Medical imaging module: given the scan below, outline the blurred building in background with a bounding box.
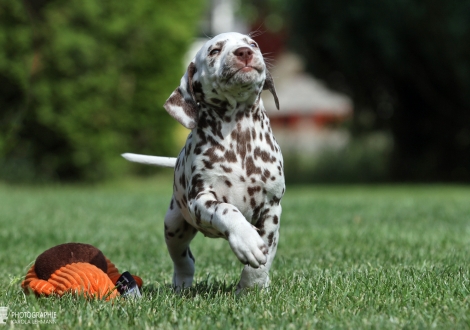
[263,52,352,154]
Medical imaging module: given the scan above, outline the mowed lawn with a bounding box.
[0,176,469,329]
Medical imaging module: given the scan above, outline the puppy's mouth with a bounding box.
[240,66,255,73]
[224,65,262,82]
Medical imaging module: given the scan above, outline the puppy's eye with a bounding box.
[210,49,221,56]
[250,42,258,48]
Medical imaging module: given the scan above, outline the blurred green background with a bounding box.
[1,0,469,184]
[0,0,205,182]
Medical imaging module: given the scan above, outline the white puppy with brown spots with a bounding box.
[123,32,285,293]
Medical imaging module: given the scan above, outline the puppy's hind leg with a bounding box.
[164,199,198,290]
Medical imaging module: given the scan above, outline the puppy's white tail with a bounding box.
[121,153,177,168]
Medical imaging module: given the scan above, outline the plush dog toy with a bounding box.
[21,243,142,300]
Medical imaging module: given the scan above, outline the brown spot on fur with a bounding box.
[248,186,262,196]
[204,147,224,165]
[267,232,275,247]
[188,248,195,262]
[224,150,237,162]
[205,200,218,208]
[210,191,218,200]
[192,81,205,103]
[235,125,251,162]
[270,195,281,206]
[246,156,262,176]
[254,147,276,163]
[253,203,267,224]
[250,198,256,209]
[188,174,204,200]
[265,133,275,151]
[221,165,233,173]
[195,207,202,225]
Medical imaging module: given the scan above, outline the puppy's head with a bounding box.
[164,32,279,129]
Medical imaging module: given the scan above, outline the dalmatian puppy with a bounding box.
[123,32,285,292]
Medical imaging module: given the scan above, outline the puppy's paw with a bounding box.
[172,272,194,292]
[227,225,268,268]
[236,274,270,295]
[172,262,195,291]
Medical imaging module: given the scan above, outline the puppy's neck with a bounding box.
[201,90,262,114]
[196,101,268,143]
[197,103,269,145]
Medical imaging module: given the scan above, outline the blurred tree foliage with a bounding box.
[0,0,205,182]
[289,0,470,182]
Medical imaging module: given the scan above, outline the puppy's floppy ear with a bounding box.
[164,62,198,129]
[263,70,280,110]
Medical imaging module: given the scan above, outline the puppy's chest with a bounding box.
[177,117,284,218]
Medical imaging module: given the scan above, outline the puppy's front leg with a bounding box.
[191,192,268,268]
[237,204,281,293]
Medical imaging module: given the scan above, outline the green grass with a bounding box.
[0,177,469,329]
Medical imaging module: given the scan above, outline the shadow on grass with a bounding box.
[142,279,238,298]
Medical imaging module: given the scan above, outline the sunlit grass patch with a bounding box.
[0,182,469,329]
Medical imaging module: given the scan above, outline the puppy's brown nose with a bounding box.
[234,47,253,64]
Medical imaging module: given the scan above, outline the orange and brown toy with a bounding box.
[21,243,142,300]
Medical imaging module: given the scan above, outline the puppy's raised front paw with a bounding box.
[227,225,268,268]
